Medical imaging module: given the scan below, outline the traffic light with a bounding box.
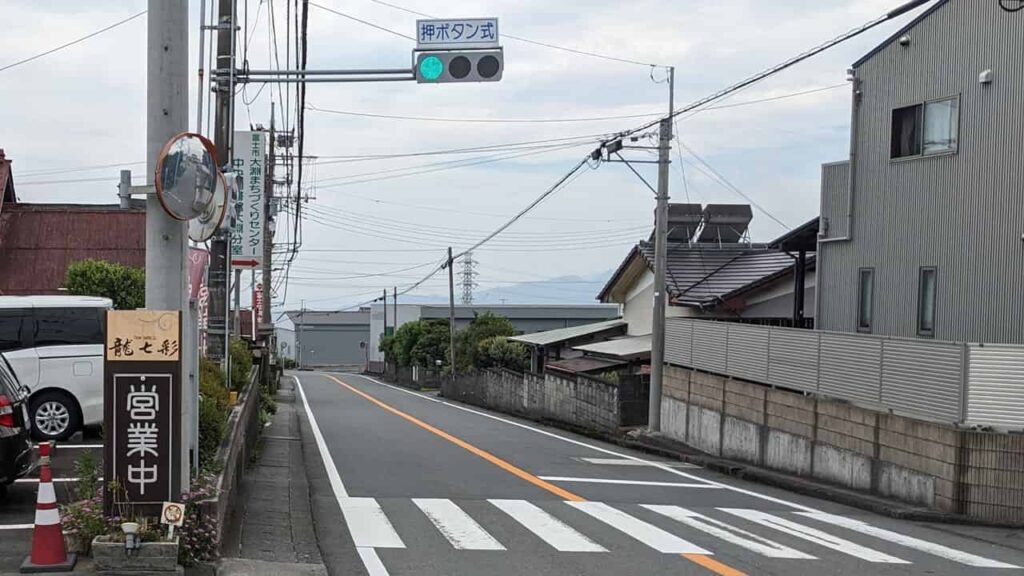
[415,50,503,83]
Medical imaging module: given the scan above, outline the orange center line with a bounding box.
[325,374,584,502]
[326,374,749,576]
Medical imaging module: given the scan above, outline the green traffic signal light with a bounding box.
[418,55,444,81]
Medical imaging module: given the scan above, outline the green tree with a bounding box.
[457,312,516,371]
[64,259,145,310]
[478,336,529,372]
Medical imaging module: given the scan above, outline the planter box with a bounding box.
[92,536,181,574]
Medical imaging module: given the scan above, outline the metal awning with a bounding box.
[510,319,626,347]
[546,356,627,375]
[573,334,652,361]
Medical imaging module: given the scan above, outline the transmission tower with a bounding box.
[461,252,478,305]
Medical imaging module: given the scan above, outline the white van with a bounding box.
[0,296,111,440]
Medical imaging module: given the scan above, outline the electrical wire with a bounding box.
[308,1,416,41]
[307,103,661,124]
[0,10,147,73]
[362,0,663,67]
[18,161,146,178]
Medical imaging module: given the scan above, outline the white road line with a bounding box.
[643,505,815,559]
[0,524,34,530]
[490,499,607,552]
[413,498,505,551]
[798,512,1021,568]
[294,376,393,575]
[340,497,405,549]
[578,457,699,469]
[567,501,710,554]
[356,547,390,576]
[353,374,822,513]
[719,508,908,564]
[539,476,720,488]
[42,444,103,449]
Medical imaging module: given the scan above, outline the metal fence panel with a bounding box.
[819,332,882,406]
[767,327,819,392]
[692,320,727,374]
[725,323,770,383]
[881,339,963,423]
[967,344,1024,429]
[665,318,693,367]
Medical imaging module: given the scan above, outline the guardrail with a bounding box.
[665,318,1024,428]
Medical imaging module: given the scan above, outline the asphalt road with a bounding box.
[294,371,1024,576]
[0,433,102,572]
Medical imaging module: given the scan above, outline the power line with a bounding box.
[0,10,147,73]
[307,103,661,124]
[362,0,663,67]
[18,160,146,177]
[308,1,416,41]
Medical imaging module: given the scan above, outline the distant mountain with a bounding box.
[399,270,615,306]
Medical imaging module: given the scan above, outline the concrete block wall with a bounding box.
[661,364,1024,523]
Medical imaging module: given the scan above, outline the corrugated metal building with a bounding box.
[816,0,1024,343]
[288,310,371,369]
[0,151,146,295]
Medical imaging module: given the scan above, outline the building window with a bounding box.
[918,267,937,337]
[857,268,874,333]
[891,97,959,159]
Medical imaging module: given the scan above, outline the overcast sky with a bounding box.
[0,0,934,311]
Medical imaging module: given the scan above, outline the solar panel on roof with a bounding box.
[696,204,753,243]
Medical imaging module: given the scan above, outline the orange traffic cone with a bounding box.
[20,442,76,573]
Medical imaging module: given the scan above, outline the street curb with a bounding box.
[428,389,1022,530]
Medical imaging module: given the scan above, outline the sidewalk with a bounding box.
[219,379,327,576]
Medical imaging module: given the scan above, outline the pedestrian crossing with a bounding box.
[337,497,1021,569]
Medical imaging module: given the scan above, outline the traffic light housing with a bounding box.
[415,50,503,83]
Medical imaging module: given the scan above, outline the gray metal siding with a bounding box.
[725,323,769,383]
[767,328,819,392]
[298,324,370,368]
[967,344,1024,428]
[880,339,964,423]
[665,318,692,367]
[819,161,850,239]
[818,0,1024,344]
[819,332,882,406]
[692,321,727,374]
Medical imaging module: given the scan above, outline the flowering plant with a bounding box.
[177,472,220,566]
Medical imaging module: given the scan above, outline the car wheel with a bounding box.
[29,392,81,441]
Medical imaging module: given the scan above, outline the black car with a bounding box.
[0,356,34,499]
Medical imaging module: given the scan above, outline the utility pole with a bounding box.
[146,0,190,491]
[382,289,388,340]
[209,0,236,366]
[263,103,275,336]
[649,67,674,433]
[392,286,397,329]
[448,247,456,376]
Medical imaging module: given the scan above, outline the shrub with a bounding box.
[198,358,229,470]
[72,450,102,502]
[64,259,145,310]
[229,338,253,391]
[479,337,528,372]
[178,472,221,566]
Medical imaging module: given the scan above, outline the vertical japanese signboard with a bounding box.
[231,131,265,269]
[104,310,182,515]
[253,282,264,328]
[188,248,210,357]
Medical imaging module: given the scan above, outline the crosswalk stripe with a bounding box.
[414,499,506,551]
[490,499,607,552]
[340,497,405,549]
[719,509,908,564]
[643,505,816,559]
[797,512,1021,569]
[568,502,711,554]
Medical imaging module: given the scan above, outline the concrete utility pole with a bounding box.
[209,0,236,365]
[146,0,191,490]
[382,289,388,339]
[649,67,674,433]
[393,286,397,329]
[448,247,456,376]
[263,103,275,334]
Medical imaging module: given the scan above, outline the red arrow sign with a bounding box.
[232,259,260,268]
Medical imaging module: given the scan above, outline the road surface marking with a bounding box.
[356,547,390,576]
[325,374,584,502]
[577,457,699,469]
[339,497,405,549]
[719,509,908,563]
[643,505,815,559]
[798,512,1021,568]
[567,501,710,554]
[539,476,720,488]
[0,524,34,530]
[333,375,749,574]
[295,377,392,576]
[354,374,821,513]
[413,498,506,551]
[490,499,607,552]
[44,444,103,449]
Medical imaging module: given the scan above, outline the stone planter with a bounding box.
[92,535,181,574]
[64,530,90,555]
